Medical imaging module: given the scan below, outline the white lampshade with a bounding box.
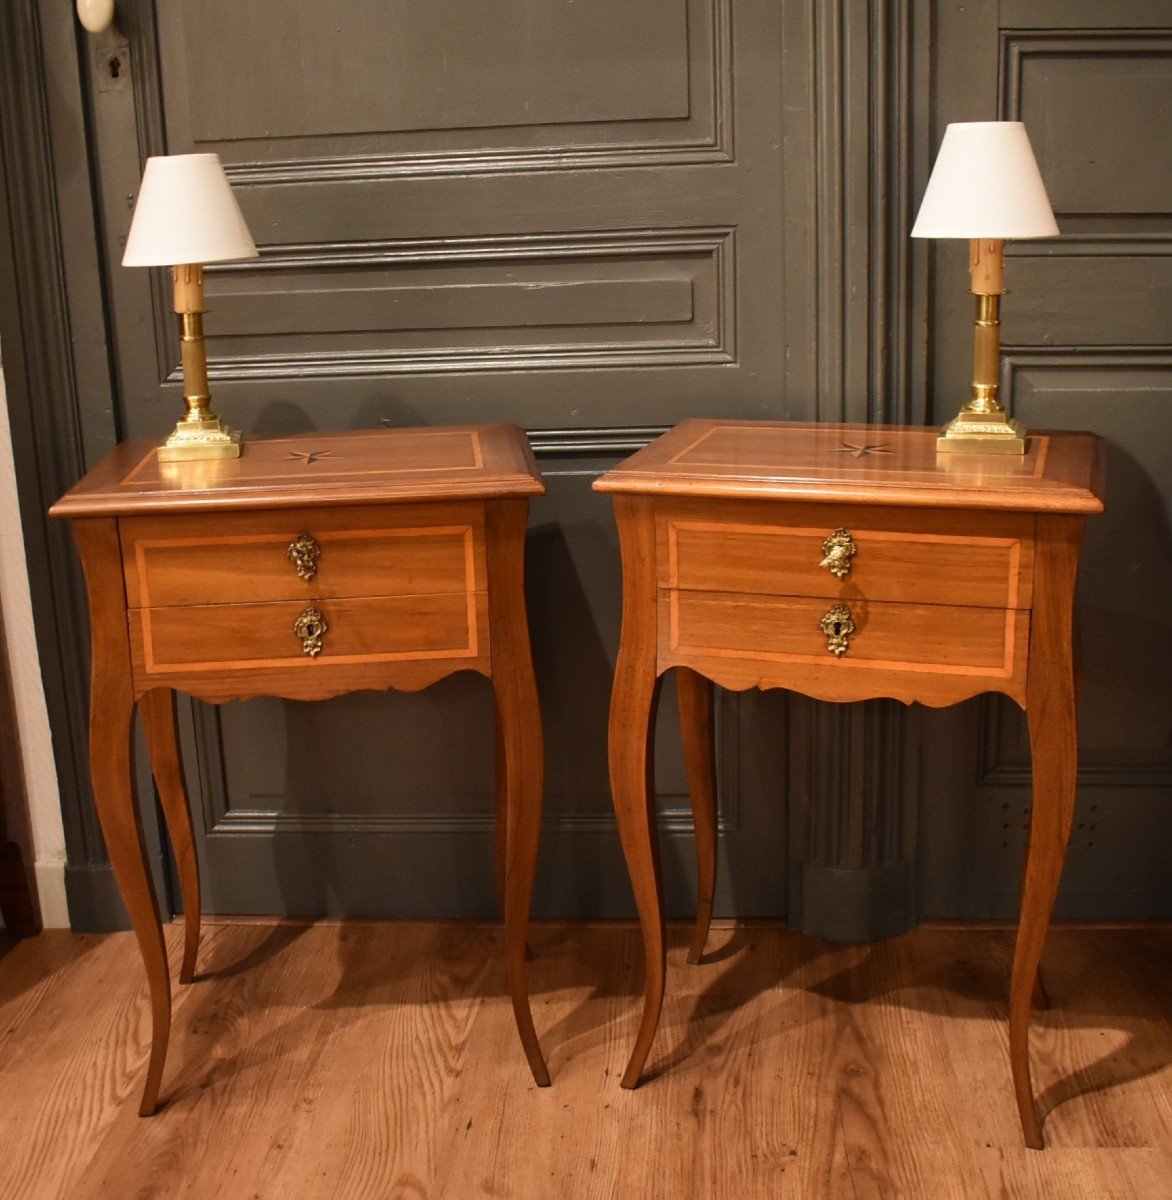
[122,153,258,266]
[911,121,1059,239]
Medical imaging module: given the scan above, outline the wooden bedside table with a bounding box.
[51,424,549,1114]
[594,419,1105,1148]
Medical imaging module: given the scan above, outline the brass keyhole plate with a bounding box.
[819,602,855,656]
[294,606,327,657]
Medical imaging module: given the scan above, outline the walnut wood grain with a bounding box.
[677,668,717,966]
[50,425,543,518]
[131,592,486,678]
[597,419,1104,513]
[596,421,1104,1147]
[73,519,170,1117]
[121,502,485,608]
[485,499,549,1087]
[136,656,493,708]
[607,496,668,1089]
[661,591,1030,708]
[54,425,548,1112]
[139,688,200,985]
[1013,514,1084,1149]
[659,498,1033,610]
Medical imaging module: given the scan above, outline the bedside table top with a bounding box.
[594,420,1104,513]
[51,424,544,518]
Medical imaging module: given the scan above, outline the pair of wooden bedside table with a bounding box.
[53,419,1103,1148]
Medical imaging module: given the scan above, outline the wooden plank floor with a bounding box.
[0,923,1168,1199]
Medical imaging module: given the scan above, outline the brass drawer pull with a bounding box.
[819,602,854,656]
[294,606,327,657]
[819,527,856,579]
[287,533,321,581]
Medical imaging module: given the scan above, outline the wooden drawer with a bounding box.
[661,588,1028,679]
[131,592,486,679]
[121,502,485,608]
[658,500,1034,610]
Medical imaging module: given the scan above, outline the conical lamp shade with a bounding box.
[911,122,1059,239]
[123,153,258,266]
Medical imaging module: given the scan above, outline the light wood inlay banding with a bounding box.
[128,521,479,609]
[53,424,550,1113]
[664,518,1028,610]
[596,419,1104,1139]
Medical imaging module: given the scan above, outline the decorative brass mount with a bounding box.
[287,533,321,581]
[294,606,327,657]
[819,528,857,579]
[819,602,854,656]
[158,265,242,462]
[938,238,1026,455]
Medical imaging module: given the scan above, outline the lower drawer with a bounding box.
[661,589,1027,678]
[132,592,486,678]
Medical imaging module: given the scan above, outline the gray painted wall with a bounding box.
[0,0,1167,935]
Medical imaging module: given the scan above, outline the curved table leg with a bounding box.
[1015,829,1050,1013]
[1012,515,1082,1149]
[677,668,717,966]
[140,688,201,984]
[608,496,667,1090]
[487,500,550,1087]
[75,519,171,1117]
[493,708,508,915]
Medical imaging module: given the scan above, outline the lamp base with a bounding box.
[157,416,243,462]
[937,410,1027,455]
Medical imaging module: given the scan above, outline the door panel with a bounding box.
[26,0,1161,927]
[99,0,774,435]
[85,0,793,918]
[921,0,1172,920]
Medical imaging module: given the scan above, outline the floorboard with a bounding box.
[0,924,1168,1199]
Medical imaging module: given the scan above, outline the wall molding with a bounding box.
[213,0,734,184]
[977,687,1172,791]
[0,0,120,904]
[784,0,928,941]
[810,0,924,426]
[1000,30,1172,249]
[527,426,668,456]
[177,228,737,380]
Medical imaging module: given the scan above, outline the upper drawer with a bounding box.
[120,502,486,608]
[657,499,1034,610]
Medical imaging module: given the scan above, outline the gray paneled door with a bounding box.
[47,0,1169,927]
[82,0,799,917]
[919,0,1172,920]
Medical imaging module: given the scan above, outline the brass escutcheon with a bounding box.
[819,528,857,579]
[294,606,327,657]
[287,533,321,581]
[819,602,854,657]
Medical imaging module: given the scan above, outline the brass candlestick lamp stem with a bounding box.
[158,264,242,462]
[937,237,1026,454]
[122,154,258,461]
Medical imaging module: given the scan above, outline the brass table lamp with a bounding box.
[912,122,1059,454]
[122,153,258,461]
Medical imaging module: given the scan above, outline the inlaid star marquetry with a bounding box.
[287,450,338,465]
[830,441,893,459]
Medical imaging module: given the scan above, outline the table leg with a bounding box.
[677,668,717,966]
[1012,515,1083,1149]
[487,500,550,1087]
[75,519,171,1117]
[608,497,667,1089]
[140,688,201,985]
[1015,832,1050,1013]
[493,708,508,915]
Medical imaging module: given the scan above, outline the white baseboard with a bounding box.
[35,855,70,928]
